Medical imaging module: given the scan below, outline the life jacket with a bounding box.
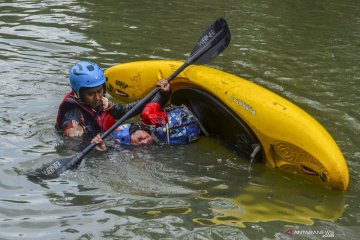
[55,91,116,134]
[112,104,201,145]
[150,104,201,145]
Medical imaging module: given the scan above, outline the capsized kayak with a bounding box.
[104,60,349,191]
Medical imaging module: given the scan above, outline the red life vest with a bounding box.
[55,91,116,133]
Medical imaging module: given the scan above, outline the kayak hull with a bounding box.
[105,60,349,191]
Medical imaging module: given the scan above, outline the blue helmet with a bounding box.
[112,123,132,145]
[69,61,106,94]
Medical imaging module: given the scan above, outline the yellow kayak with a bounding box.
[105,60,349,191]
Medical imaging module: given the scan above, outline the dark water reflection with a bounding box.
[1,0,359,239]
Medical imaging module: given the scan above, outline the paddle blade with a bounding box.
[27,155,81,180]
[188,18,231,65]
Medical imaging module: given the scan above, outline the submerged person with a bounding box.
[55,61,171,149]
[111,102,201,146]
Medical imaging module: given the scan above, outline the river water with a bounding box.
[0,0,359,239]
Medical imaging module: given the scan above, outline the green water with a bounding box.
[0,0,359,239]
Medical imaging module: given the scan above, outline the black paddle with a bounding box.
[27,17,231,180]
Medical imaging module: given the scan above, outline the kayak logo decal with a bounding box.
[115,80,128,89]
[113,80,129,97]
[42,160,61,176]
[198,29,216,47]
[231,96,256,115]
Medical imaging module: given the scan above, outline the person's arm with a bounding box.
[151,79,172,107]
[60,108,86,137]
[60,108,106,151]
[106,100,141,120]
[106,79,171,119]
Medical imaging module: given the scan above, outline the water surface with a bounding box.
[0,0,359,239]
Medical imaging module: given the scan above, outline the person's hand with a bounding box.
[102,97,114,111]
[157,79,170,93]
[91,134,107,151]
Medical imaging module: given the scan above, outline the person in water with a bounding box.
[111,102,201,146]
[91,97,202,150]
[55,61,171,150]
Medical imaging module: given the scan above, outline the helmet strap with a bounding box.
[72,89,80,99]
